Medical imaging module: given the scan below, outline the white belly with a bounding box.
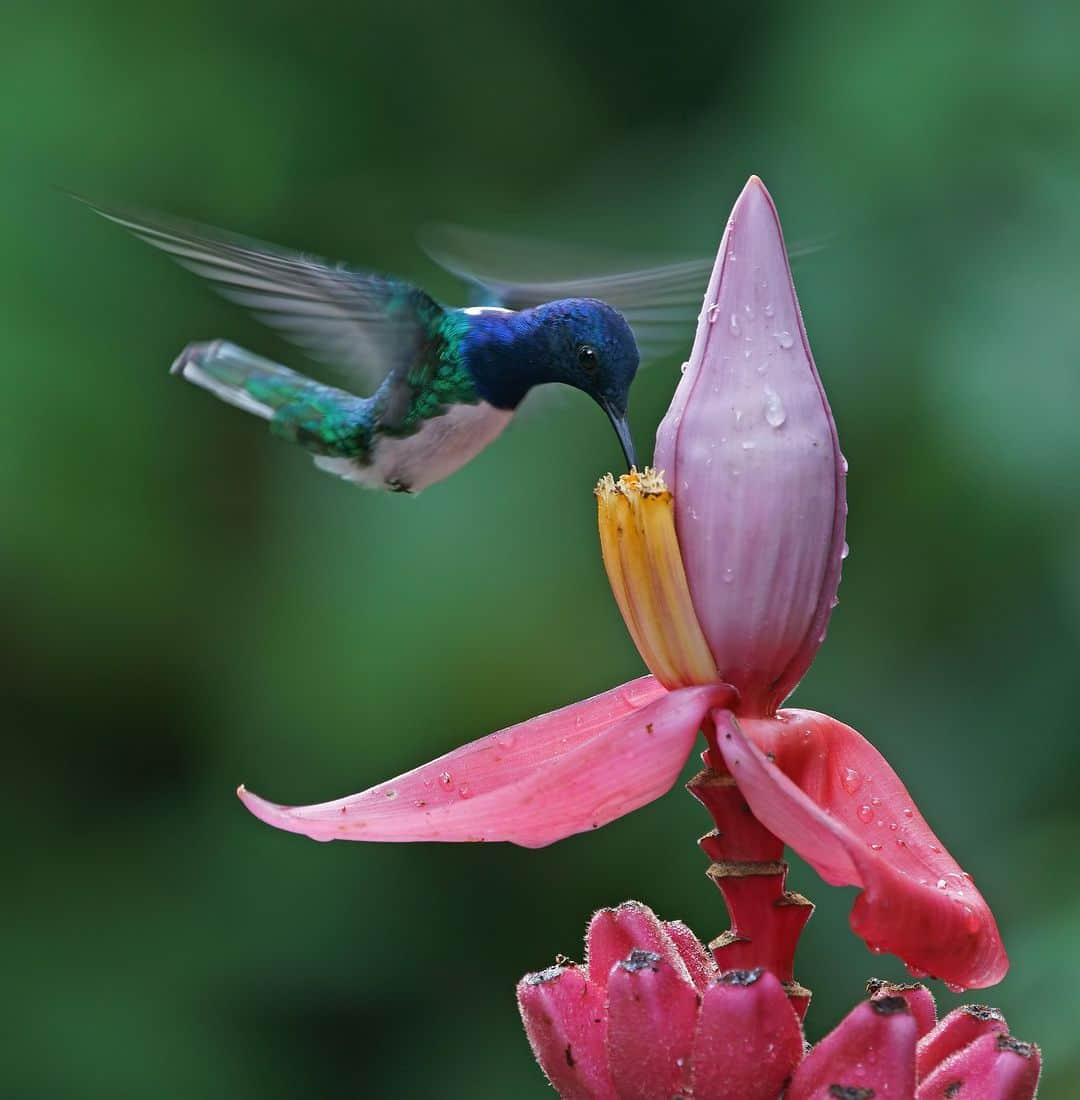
[314,400,513,492]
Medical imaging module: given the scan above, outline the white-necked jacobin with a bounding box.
[82,202,726,493]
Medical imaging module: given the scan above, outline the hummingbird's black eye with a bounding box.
[578,344,598,373]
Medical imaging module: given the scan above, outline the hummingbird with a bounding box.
[81,202,729,492]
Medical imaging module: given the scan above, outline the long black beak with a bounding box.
[601,402,638,470]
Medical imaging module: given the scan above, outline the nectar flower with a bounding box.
[239,177,1006,988]
[518,902,1040,1100]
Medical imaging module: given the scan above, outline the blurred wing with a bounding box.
[79,197,441,391]
[423,223,823,364]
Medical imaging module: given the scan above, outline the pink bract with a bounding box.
[654,176,847,717]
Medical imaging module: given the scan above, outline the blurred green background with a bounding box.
[4,1,1078,1095]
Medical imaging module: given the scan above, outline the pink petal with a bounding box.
[586,901,692,987]
[788,995,918,1099]
[917,1032,1041,1099]
[517,963,615,1100]
[689,969,804,1099]
[654,176,846,716]
[917,1004,1008,1081]
[716,708,1009,989]
[605,950,700,1099]
[239,678,731,849]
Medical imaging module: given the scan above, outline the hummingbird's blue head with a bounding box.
[463,297,641,467]
[540,298,640,467]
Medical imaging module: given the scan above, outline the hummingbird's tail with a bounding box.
[172,341,372,458]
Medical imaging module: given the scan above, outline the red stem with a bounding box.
[687,717,814,1020]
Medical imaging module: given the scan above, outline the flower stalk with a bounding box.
[688,748,814,1019]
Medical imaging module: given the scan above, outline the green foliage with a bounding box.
[4,0,1079,1095]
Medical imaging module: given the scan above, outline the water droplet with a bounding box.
[497,732,515,749]
[764,302,775,318]
[857,804,873,823]
[728,312,740,335]
[740,440,756,451]
[680,360,689,374]
[841,767,862,794]
[722,567,735,583]
[906,964,929,979]
[743,303,755,320]
[733,409,744,426]
[706,302,721,323]
[903,807,913,819]
[384,789,398,800]
[963,906,980,933]
[841,541,851,560]
[888,821,898,831]
[869,843,883,851]
[830,595,840,608]
[945,980,967,994]
[930,845,941,854]
[841,454,849,475]
[763,385,786,428]
[870,797,881,806]
[937,879,948,891]
[458,783,472,799]
[438,771,453,788]
[776,330,794,349]
[743,348,752,360]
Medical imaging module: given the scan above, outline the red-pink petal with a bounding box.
[917,1032,1042,1099]
[654,175,846,716]
[605,951,699,1099]
[917,1004,1008,1081]
[716,709,1009,989]
[239,678,730,849]
[689,969,804,1099]
[788,995,918,1099]
[517,964,615,1099]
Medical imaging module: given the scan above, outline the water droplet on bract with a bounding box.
[680,361,689,374]
[743,303,755,320]
[930,845,941,854]
[870,943,883,953]
[841,541,850,560]
[841,454,849,474]
[439,771,453,787]
[728,312,740,335]
[857,804,873,823]
[963,906,980,933]
[422,776,434,789]
[733,409,743,426]
[706,302,721,323]
[763,385,786,428]
[869,843,883,851]
[384,789,398,800]
[889,821,898,831]
[744,348,752,360]
[776,330,794,349]
[741,440,756,451]
[870,796,881,806]
[903,807,913,818]
[830,595,840,608]
[458,783,472,799]
[841,767,862,794]
[937,878,948,890]
[722,567,735,584]
[945,980,967,994]
[764,302,775,318]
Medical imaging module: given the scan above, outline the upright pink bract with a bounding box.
[654,176,847,716]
